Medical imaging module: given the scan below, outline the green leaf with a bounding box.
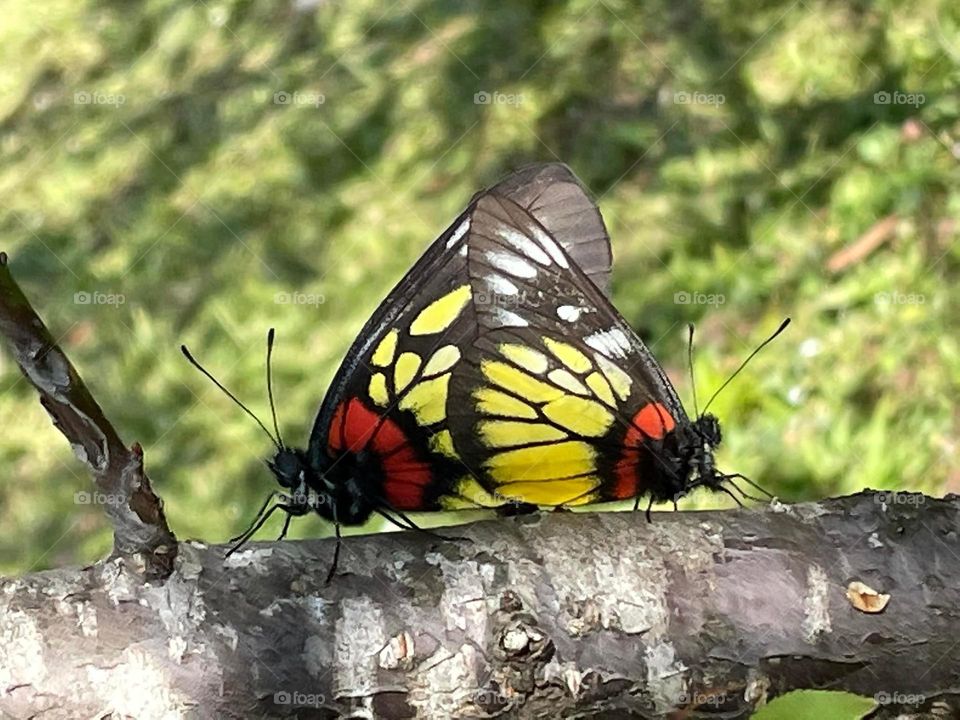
[753,690,876,720]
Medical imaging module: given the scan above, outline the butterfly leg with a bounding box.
[325,522,342,584]
[722,472,773,500]
[372,498,468,543]
[645,496,654,523]
[718,486,745,508]
[229,491,278,543]
[386,507,469,543]
[226,502,284,556]
[277,511,294,541]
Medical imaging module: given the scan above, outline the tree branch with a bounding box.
[1,492,958,719]
[2,254,956,718]
[0,251,176,578]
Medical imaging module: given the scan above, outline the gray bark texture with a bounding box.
[2,492,960,719]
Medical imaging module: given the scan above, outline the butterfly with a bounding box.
[182,163,785,577]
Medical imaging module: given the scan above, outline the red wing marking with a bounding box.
[328,398,432,510]
[611,402,677,499]
[632,403,676,439]
[329,401,347,452]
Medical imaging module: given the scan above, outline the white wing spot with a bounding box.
[498,227,552,266]
[530,224,569,268]
[557,305,581,322]
[487,275,519,296]
[446,218,471,249]
[493,308,529,327]
[585,328,631,359]
[485,250,537,279]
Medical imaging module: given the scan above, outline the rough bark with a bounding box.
[2,492,959,719]
[0,251,176,579]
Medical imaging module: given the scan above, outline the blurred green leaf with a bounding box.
[752,690,876,720]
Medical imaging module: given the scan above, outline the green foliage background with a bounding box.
[1,0,958,580]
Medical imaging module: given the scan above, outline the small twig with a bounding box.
[826,214,899,273]
[0,251,176,578]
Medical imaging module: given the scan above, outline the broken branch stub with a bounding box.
[0,251,176,578]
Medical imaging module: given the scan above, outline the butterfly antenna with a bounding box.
[701,318,791,415]
[687,323,700,418]
[180,343,281,450]
[266,328,284,448]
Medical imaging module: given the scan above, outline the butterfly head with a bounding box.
[268,444,380,526]
[267,446,315,511]
[686,412,723,491]
[268,446,309,489]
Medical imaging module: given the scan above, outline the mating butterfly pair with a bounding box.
[184,164,783,575]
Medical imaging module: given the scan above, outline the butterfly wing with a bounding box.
[446,192,696,507]
[308,164,613,512]
[473,163,612,295]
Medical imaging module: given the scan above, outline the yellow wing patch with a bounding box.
[429,429,457,458]
[468,334,641,507]
[410,285,472,336]
[485,441,596,483]
[368,372,389,406]
[364,331,462,432]
[423,345,461,377]
[500,344,550,374]
[543,338,592,374]
[371,329,398,367]
[479,420,567,448]
[548,368,588,395]
[595,354,632,401]
[394,352,422,394]
[482,360,565,403]
[497,477,600,506]
[474,387,538,419]
[542,396,614,437]
[440,476,508,510]
[585,371,615,406]
[398,374,450,425]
